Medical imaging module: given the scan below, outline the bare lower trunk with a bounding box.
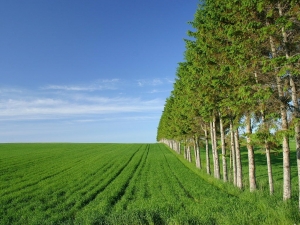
[172,140,176,152]
[279,3,295,202]
[230,120,237,186]
[246,113,256,192]
[194,141,198,167]
[194,137,201,169]
[184,143,187,160]
[281,114,291,201]
[220,114,228,182]
[262,112,274,195]
[266,142,274,195]
[210,121,216,176]
[213,116,220,179]
[210,118,220,179]
[235,129,242,189]
[204,126,211,175]
[198,138,202,169]
[291,77,300,209]
[269,30,291,200]
[187,145,191,162]
[290,75,300,208]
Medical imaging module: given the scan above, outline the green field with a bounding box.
[0,143,299,224]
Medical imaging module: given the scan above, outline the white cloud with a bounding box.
[137,78,163,87]
[136,78,173,87]
[165,78,174,83]
[44,85,94,91]
[148,89,171,94]
[0,88,23,94]
[72,115,159,123]
[0,90,164,121]
[0,81,167,143]
[42,79,120,92]
[152,78,163,85]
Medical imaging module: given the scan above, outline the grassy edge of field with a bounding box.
[163,143,242,196]
[162,143,300,224]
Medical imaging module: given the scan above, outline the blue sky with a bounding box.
[0,0,199,143]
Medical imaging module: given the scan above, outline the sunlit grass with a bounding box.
[0,143,299,224]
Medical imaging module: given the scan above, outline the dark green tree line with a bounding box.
[157,0,300,208]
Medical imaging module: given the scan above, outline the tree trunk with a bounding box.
[246,113,256,192]
[290,76,300,209]
[204,125,211,175]
[230,119,237,186]
[198,137,202,169]
[210,118,220,179]
[184,141,187,160]
[173,140,177,152]
[262,111,274,195]
[279,3,296,202]
[213,116,220,179]
[219,114,228,182]
[210,121,216,175]
[194,140,198,167]
[194,137,201,169]
[235,128,243,189]
[187,145,191,162]
[266,141,274,195]
[269,33,291,200]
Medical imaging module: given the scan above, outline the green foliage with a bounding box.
[157,0,300,213]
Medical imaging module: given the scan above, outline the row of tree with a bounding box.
[157,0,300,208]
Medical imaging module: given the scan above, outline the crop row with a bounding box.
[0,144,145,224]
[1,143,299,224]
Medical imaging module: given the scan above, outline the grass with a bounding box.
[0,143,299,224]
[177,139,300,222]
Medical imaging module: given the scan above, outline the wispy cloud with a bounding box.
[0,88,164,121]
[136,78,174,87]
[148,89,171,94]
[42,79,120,92]
[165,78,174,83]
[0,88,23,94]
[73,115,159,123]
[0,80,170,143]
[137,78,169,87]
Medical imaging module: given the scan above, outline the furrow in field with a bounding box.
[0,146,98,191]
[108,145,149,207]
[160,145,195,201]
[110,144,151,212]
[0,144,115,195]
[118,144,152,209]
[0,145,123,213]
[0,150,94,192]
[143,145,182,203]
[2,165,120,220]
[1,144,143,223]
[73,145,148,224]
[109,144,193,225]
[41,146,140,223]
[0,164,76,197]
[65,145,142,213]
